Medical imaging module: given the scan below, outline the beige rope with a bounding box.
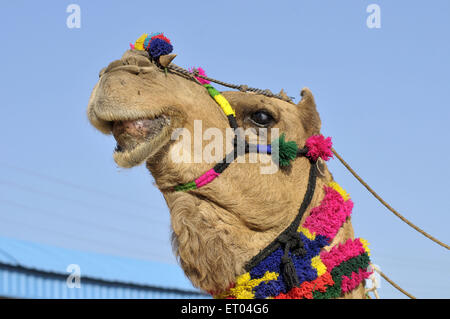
[373,266,416,299]
[365,264,416,299]
[365,286,380,299]
[332,148,449,250]
[167,64,296,104]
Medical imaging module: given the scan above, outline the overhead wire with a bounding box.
[0,198,169,245]
[0,161,166,214]
[0,179,167,225]
[0,214,174,263]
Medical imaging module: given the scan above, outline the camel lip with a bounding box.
[110,114,172,168]
[112,115,170,150]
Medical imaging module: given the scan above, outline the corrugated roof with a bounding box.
[0,236,198,293]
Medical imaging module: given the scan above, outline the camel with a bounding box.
[87,42,371,299]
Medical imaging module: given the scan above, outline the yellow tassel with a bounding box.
[134,33,148,51]
[216,271,278,299]
[328,181,350,201]
[360,238,371,256]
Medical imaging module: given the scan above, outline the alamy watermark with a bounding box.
[366,4,381,29]
[66,4,81,29]
[169,121,280,174]
[66,264,81,288]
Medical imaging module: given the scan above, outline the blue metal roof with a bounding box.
[0,236,199,294]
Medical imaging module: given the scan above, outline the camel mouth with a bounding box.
[111,115,171,168]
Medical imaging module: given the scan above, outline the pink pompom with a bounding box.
[129,43,135,50]
[305,135,333,161]
[189,67,210,85]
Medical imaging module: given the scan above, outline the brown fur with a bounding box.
[87,49,365,298]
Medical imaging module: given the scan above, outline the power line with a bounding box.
[0,179,167,225]
[0,215,174,263]
[0,161,165,212]
[0,198,169,245]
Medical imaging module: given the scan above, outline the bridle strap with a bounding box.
[244,160,318,290]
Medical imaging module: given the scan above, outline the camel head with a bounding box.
[87,48,339,293]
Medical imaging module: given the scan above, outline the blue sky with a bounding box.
[0,0,449,298]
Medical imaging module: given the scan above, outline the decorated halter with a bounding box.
[172,69,335,191]
[132,34,372,299]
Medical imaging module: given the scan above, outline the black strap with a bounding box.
[210,132,318,291]
[244,161,318,290]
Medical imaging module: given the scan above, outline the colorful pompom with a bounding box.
[305,135,333,162]
[132,33,173,58]
[143,37,152,50]
[143,33,164,50]
[148,38,173,58]
[151,33,171,44]
[189,67,210,85]
[134,33,148,51]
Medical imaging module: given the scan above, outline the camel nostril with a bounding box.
[101,52,155,77]
[125,55,152,67]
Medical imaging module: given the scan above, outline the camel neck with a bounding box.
[213,177,372,299]
[244,162,318,291]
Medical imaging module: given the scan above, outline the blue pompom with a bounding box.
[149,38,173,58]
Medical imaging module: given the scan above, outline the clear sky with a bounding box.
[0,0,449,298]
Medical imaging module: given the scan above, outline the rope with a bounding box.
[167,64,296,104]
[366,264,415,299]
[370,265,416,299]
[378,271,415,299]
[365,287,380,299]
[332,148,450,250]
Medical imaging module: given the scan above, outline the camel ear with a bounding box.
[297,88,321,135]
[278,89,289,101]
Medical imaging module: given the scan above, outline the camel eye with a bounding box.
[250,110,274,127]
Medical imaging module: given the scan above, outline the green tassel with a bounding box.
[204,84,220,97]
[271,133,298,167]
[174,181,197,192]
